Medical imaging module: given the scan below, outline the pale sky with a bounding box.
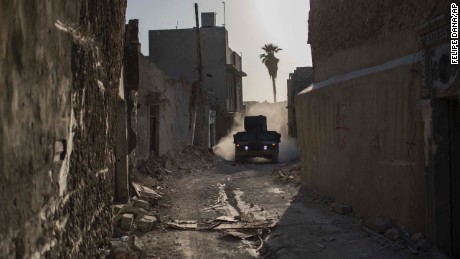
[126,0,312,102]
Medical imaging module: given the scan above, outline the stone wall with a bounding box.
[0,1,126,258]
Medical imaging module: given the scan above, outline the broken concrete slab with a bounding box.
[121,214,134,231]
[132,181,162,202]
[331,202,353,215]
[137,215,158,232]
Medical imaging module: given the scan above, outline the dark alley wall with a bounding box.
[0,1,126,258]
[299,0,452,235]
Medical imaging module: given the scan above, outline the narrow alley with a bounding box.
[1,0,459,259]
[111,148,447,258]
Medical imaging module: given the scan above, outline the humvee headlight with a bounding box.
[244,146,248,151]
[271,143,276,146]
[236,144,240,147]
[264,145,268,150]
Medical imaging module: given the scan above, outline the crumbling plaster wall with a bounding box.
[296,65,426,231]
[309,0,450,82]
[297,0,451,232]
[137,55,193,160]
[0,1,126,258]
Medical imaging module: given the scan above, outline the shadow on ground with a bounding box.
[261,186,448,259]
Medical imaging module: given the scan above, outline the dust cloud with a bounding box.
[212,101,299,162]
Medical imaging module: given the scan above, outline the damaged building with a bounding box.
[0,1,127,258]
[124,19,194,161]
[296,0,459,257]
[148,12,246,147]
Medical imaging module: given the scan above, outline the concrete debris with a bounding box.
[364,217,390,233]
[132,181,162,202]
[273,162,302,185]
[167,220,198,230]
[133,199,150,210]
[384,228,400,241]
[137,215,158,232]
[166,219,275,232]
[113,204,124,214]
[112,202,160,234]
[331,202,353,215]
[121,214,134,231]
[132,172,158,189]
[136,145,216,181]
[215,216,239,223]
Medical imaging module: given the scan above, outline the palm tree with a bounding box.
[260,44,282,103]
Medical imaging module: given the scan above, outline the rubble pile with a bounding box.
[360,217,432,254]
[272,162,302,184]
[135,145,216,181]
[112,200,159,235]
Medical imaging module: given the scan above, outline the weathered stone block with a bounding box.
[365,217,389,233]
[133,199,150,210]
[137,215,158,232]
[113,204,124,214]
[384,228,400,241]
[331,202,353,215]
[121,214,134,231]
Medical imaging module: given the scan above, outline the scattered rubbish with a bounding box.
[166,218,275,232]
[167,220,198,230]
[272,163,302,184]
[215,216,239,223]
[119,236,129,241]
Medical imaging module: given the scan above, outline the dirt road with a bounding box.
[134,159,447,259]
